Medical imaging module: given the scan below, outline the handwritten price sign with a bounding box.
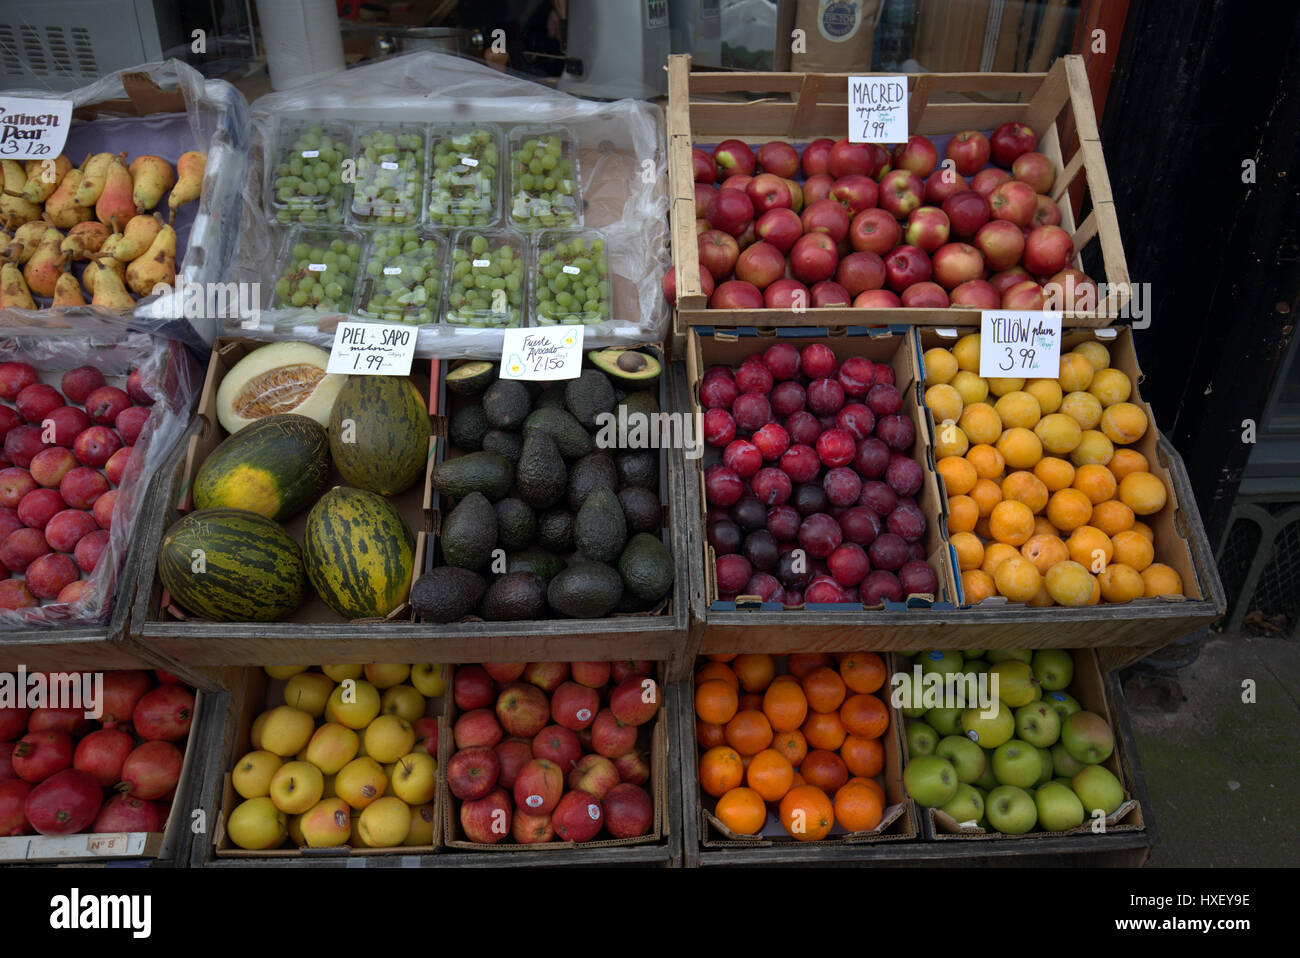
[0,97,73,159]
[978,311,1063,378]
[326,322,417,376]
[500,325,584,381]
[848,76,908,145]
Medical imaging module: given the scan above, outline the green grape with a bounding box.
[532,233,610,326]
[443,233,524,327]
[274,229,362,313]
[427,127,499,227]
[509,132,579,230]
[350,124,424,226]
[272,121,350,223]
[355,229,445,326]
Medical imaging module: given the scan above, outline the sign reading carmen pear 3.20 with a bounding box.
[0,97,73,159]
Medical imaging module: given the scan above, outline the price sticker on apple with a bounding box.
[500,325,584,382]
[848,76,908,144]
[0,97,73,159]
[327,321,417,376]
[978,310,1063,378]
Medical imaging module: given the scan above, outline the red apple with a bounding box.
[830,175,878,216]
[591,709,637,758]
[802,173,834,207]
[867,144,892,178]
[493,738,532,789]
[835,250,887,295]
[989,180,1038,228]
[904,206,951,253]
[453,664,495,711]
[1002,280,1047,309]
[1023,225,1074,276]
[720,174,753,193]
[901,282,950,308]
[459,787,511,844]
[754,207,803,254]
[854,289,902,308]
[698,229,740,281]
[892,135,938,177]
[692,147,717,183]
[512,809,554,844]
[801,198,851,243]
[990,122,1039,168]
[950,279,1000,308]
[610,675,660,726]
[454,708,504,750]
[1012,151,1054,193]
[746,173,793,214]
[923,167,968,206]
[757,141,800,179]
[811,281,851,307]
[706,188,755,236]
[931,242,985,290]
[532,724,582,771]
[514,758,564,815]
[1033,194,1062,227]
[849,208,901,255]
[883,245,933,293]
[945,130,991,176]
[72,426,122,469]
[610,661,653,683]
[550,682,599,731]
[783,178,804,213]
[789,232,839,285]
[613,749,651,786]
[942,189,992,239]
[495,682,550,739]
[552,789,604,843]
[713,139,756,178]
[570,661,611,688]
[974,219,1027,271]
[710,280,765,309]
[972,167,1012,198]
[877,169,925,219]
[801,138,834,177]
[696,217,709,235]
[828,138,873,177]
[446,747,499,801]
[568,754,621,799]
[764,278,811,310]
[483,662,526,684]
[1045,269,1099,312]
[735,222,757,250]
[694,182,718,218]
[990,266,1033,296]
[602,783,653,838]
[523,661,569,695]
[734,241,787,290]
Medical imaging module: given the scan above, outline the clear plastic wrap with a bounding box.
[0,316,200,629]
[230,51,670,358]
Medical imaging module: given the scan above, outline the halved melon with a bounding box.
[216,342,345,434]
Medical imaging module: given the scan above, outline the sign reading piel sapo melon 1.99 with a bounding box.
[0,97,73,159]
[847,76,908,144]
[327,322,417,376]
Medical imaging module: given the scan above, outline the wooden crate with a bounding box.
[666,53,1130,332]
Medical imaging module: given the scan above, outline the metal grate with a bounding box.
[1248,519,1300,632]
[70,27,97,76]
[1216,501,1300,637]
[1217,517,1262,620]
[0,23,99,80]
[20,24,45,75]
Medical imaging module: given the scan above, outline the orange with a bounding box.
[1034,413,1083,456]
[788,653,835,678]
[779,785,834,841]
[994,390,1042,429]
[697,721,726,750]
[1058,352,1095,392]
[839,652,886,694]
[733,654,775,693]
[1112,529,1155,571]
[1089,367,1132,406]
[1142,563,1184,597]
[762,680,809,732]
[739,693,763,712]
[840,693,889,738]
[1091,499,1135,536]
[1073,463,1118,505]
[1108,448,1149,481]
[725,710,773,756]
[994,555,1043,602]
[1119,472,1167,515]
[980,541,1020,577]
[1067,525,1114,572]
[770,673,800,685]
[960,404,1003,446]
[834,782,885,833]
[1098,563,1144,603]
[1021,534,1069,576]
[950,531,985,572]
[772,728,808,767]
[801,666,847,712]
[699,746,744,797]
[841,735,885,778]
[746,748,795,802]
[1100,402,1148,445]
[1044,561,1095,607]
[966,443,1006,480]
[961,569,997,604]
[1073,340,1112,371]
[1034,456,1076,492]
[1024,377,1063,415]
[695,679,740,725]
[848,776,886,806]
[925,383,965,425]
[1060,391,1103,430]
[1071,429,1115,467]
[1045,488,1093,533]
[801,749,849,794]
[969,478,1003,517]
[695,661,740,690]
[947,495,978,534]
[1133,520,1155,543]
[802,710,847,751]
[706,654,737,662]
[791,772,806,788]
[715,786,767,835]
[996,427,1043,470]
[937,456,978,496]
[987,376,1026,397]
[1001,471,1049,513]
[989,499,1035,546]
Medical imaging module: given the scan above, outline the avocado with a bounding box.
[445,360,496,396]
[587,349,661,388]
[523,407,594,460]
[616,391,659,422]
[433,451,513,502]
[449,404,490,451]
[618,487,662,534]
[547,560,624,618]
[566,452,618,512]
[493,497,536,552]
[537,509,575,554]
[481,571,548,621]
[482,379,532,430]
[508,547,567,581]
[564,369,616,430]
[534,386,566,410]
[515,431,566,509]
[482,429,522,464]
[574,487,627,564]
[410,566,487,623]
[617,449,658,491]
[618,532,675,602]
[440,491,498,570]
[616,591,660,613]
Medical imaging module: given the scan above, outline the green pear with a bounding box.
[51,271,86,307]
[72,151,123,206]
[21,154,71,204]
[124,223,176,296]
[95,157,135,231]
[0,263,36,308]
[128,154,175,213]
[2,220,47,264]
[168,150,206,222]
[89,258,135,309]
[102,213,163,262]
[60,221,110,261]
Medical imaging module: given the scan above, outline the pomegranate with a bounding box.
[24,768,102,834]
[0,778,32,835]
[73,728,134,787]
[132,685,194,741]
[92,793,161,832]
[28,704,95,738]
[119,741,182,800]
[11,729,73,783]
[0,704,28,739]
[100,670,153,728]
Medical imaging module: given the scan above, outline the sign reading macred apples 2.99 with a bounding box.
[848,76,908,145]
[0,97,73,159]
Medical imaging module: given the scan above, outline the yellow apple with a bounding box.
[990,660,1040,707]
[305,722,359,775]
[232,750,282,799]
[409,663,447,698]
[269,761,325,815]
[226,797,287,850]
[325,680,381,729]
[300,797,352,848]
[364,714,415,764]
[380,685,425,722]
[335,756,387,809]
[250,711,269,750]
[358,796,410,847]
[287,813,306,847]
[322,664,363,682]
[258,706,316,757]
[364,663,410,689]
[391,751,437,805]
[283,672,335,717]
[405,803,436,846]
[264,665,309,680]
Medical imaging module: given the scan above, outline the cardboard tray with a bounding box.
[665,54,1130,337]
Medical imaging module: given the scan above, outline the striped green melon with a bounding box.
[328,375,431,496]
[193,414,331,522]
[303,486,415,619]
[158,508,305,622]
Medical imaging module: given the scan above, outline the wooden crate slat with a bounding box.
[1053,145,1087,202]
[791,73,826,138]
[1072,209,1100,252]
[908,74,936,132]
[688,71,804,95]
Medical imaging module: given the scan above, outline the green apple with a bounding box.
[975,759,999,791]
[1036,746,1054,786]
[1072,765,1124,817]
[924,706,965,736]
[1014,702,1062,748]
[1041,690,1082,723]
[991,738,1042,788]
[227,796,288,850]
[410,663,447,697]
[1053,776,1073,787]
[961,700,1014,749]
[935,735,986,784]
[902,755,960,807]
[1052,742,1086,777]
[905,719,938,757]
[896,675,928,718]
[1035,781,1085,831]
[283,671,335,717]
[938,783,984,825]
[989,660,1039,707]
[985,785,1037,834]
[963,660,990,676]
[1032,649,1074,691]
[962,649,987,659]
[919,650,964,678]
[1061,711,1114,764]
[987,649,1032,664]
[232,750,283,799]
